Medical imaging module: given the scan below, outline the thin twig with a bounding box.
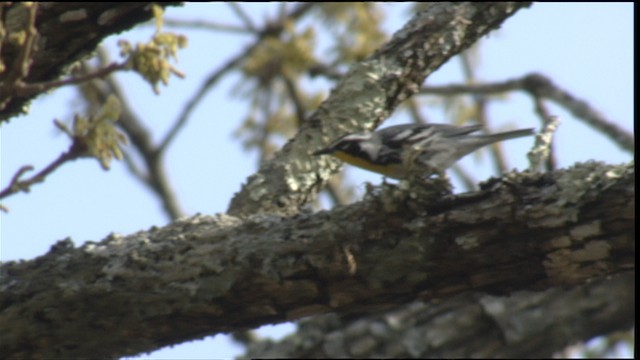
[157,51,245,154]
[74,54,185,220]
[121,151,150,185]
[163,19,252,34]
[420,79,522,96]
[103,69,185,220]
[14,62,128,98]
[521,74,634,153]
[528,113,560,173]
[0,145,82,200]
[158,3,317,154]
[459,49,512,175]
[6,166,35,191]
[531,98,558,171]
[420,73,634,153]
[281,74,307,127]
[228,2,257,33]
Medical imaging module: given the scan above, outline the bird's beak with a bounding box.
[312,147,333,156]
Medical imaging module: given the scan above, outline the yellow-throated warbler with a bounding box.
[313,123,534,179]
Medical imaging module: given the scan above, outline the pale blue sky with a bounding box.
[0,3,633,359]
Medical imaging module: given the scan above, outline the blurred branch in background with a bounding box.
[419,73,634,153]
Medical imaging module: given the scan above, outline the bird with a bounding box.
[313,123,535,179]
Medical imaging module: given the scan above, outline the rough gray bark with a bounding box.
[0,163,634,359]
[242,273,634,358]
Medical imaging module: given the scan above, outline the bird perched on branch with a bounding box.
[313,123,535,179]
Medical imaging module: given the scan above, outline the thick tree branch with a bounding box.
[242,273,634,358]
[1,162,633,359]
[0,2,180,121]
[227,2,531,217]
